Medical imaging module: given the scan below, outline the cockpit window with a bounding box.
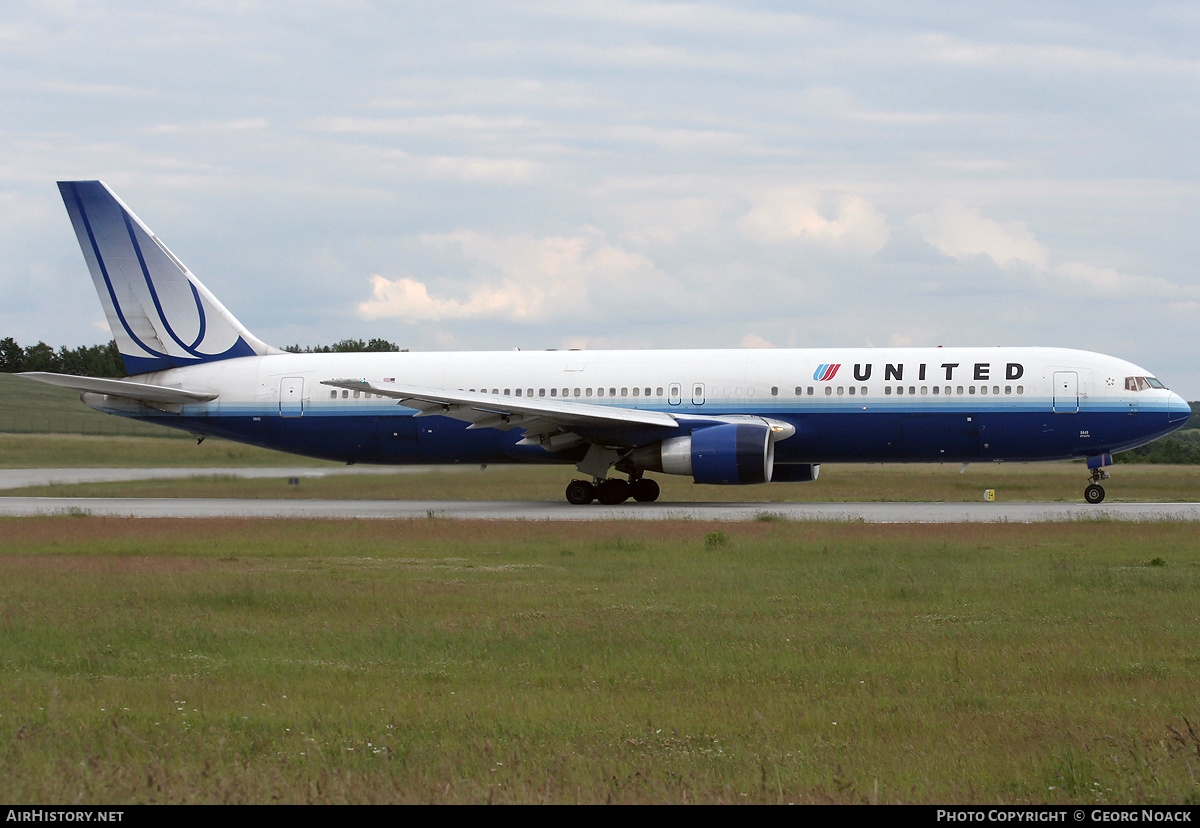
[1126,376,1167,391]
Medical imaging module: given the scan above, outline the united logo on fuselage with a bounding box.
[813,363,841,382]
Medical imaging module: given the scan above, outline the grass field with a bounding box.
[2,517,1198,804]
[3,417,1199,803]
[5,434,1200,503]
[0,374,191,439]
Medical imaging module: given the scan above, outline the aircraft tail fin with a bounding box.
[57,181,274,375]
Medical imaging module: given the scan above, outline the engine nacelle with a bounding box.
[770,463,820,483]
[630,422,775,485]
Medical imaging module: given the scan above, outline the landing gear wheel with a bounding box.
[1084,483,1105,504]
[565,479,595,505]
[596,478,631,505]
[630,478,660,503]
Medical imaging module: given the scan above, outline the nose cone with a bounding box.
[1168,393,1191,426]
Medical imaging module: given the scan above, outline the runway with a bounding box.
[3,495,1200,522]
[3,467,1199,522]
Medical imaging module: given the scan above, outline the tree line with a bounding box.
[0,337,404,377]
[0,338,125,377]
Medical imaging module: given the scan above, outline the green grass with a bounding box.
[2,517,1199,804]
[0,432,341,469]
[0,374,191,439]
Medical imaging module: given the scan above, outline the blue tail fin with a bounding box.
[57,181,274,375]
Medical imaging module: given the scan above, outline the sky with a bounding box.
[4,2,1200,395]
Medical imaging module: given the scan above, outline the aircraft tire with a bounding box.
[1084,483,1105,504]
[630,478,660,503]
[596,478,631,505]
[565,479,595,505]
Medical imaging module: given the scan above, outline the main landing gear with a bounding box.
[1084,467,1110,504]
[565,476,661,505]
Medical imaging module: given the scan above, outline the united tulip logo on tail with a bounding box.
[813,363,841,381]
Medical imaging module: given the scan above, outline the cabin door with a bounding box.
[1052,371,1078,413]
[279,377,305,417]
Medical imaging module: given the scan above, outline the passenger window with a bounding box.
[539,388,546,397]
[341,390,348,399]
[837,386,844,395]
[330,390,336,399]
[932,386,939,395]
[897,386,903,395]
[772,386,779,396]
[622,387,629,396]
[980,386,987,395]
[920,386,928,395]
[656,387,663,396]
[1016,386,1024,394]
[633,387,640,396]
[861,386,867,396]
[848,386,856,395]
[885,386,892,396]
[550,388,557,396]
[993,386,999,395]
[969,386,976,395]
[956,386,963,395]
[825,386,833,396]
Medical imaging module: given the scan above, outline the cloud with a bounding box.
[738,190,890,255]
[359,229,660,323]
[1051,261,1198,302]
[909,205,1200,303]
[908,206,1049,271]
[147,118,269,134]
[739,333,774,348]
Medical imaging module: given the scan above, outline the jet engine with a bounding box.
[628,422,779,485]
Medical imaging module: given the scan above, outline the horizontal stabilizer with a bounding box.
[18,372,218,404]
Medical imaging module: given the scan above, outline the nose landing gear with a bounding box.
[1084,467,1110,504]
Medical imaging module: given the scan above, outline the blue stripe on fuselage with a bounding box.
[107,401,1183,467]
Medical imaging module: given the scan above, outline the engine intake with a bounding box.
[630,422,775,485]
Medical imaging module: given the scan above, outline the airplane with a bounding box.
[19,180,1192,505]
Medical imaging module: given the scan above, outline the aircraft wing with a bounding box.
[18,372,218,405]
[321,377,680,450]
